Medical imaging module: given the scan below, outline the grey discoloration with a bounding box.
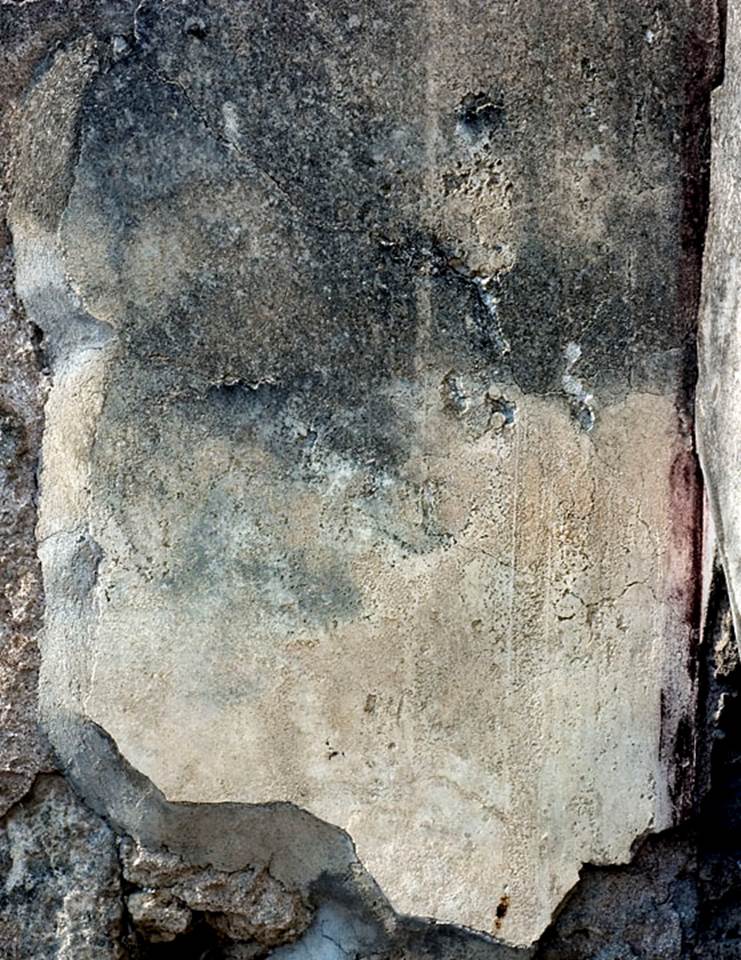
[67,532,103,600]
[269,902,385,960]
[55,0,700,424]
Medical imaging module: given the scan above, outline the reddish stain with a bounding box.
[668,443,704,661]
[661,436,705,822]
[494,893,510,931]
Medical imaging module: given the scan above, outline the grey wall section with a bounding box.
[0,0,738,958]
[698,0,741,655]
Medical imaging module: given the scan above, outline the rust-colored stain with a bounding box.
[494,893,510,931]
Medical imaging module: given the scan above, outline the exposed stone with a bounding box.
[0,0,119,826]
[0,243,52,817]
[534,832,698,959]
[125,890,192,943]
[697,0,741,653]
[0,630,49,814]
[0,774,124,960]
[120,836,312,949]
[693,568,741,959]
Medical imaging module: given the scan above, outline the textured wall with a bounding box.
[698,0,741,655]
[0,1,737,958]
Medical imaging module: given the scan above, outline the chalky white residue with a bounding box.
[473,275,511,356]
[562,342,595,431]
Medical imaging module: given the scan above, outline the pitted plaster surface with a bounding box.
[8,0,704,946]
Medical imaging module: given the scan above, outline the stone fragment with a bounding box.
[126,890,192,943]
[120,836,312,948]
[534,833,697,960]
[0,775,124,960]
[697,0,741,652]
[0,252,51,816]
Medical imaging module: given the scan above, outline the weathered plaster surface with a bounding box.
[36,364,697,941]
[0,0,724,956]
[3,0,715,950]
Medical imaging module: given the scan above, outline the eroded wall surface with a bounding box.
[0,0,733,956]
[698,0,741,654]
[5,0,709,946]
